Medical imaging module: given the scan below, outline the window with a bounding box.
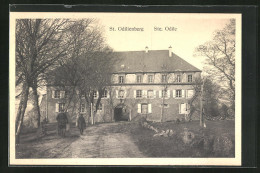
[162,90,168,98]
[119,90,125,99]
[188,75,192,82]
[119,76,124,83]
[187,90,194,98]
[136,75,142,83]
[179,103,189,114]
[65,91,69,98]
[54,90,60,98]
[97,103,102,111]
[176,90,182,98]
[136,90,142,98]
[138,103,152,114]
[147,90,154,99]
[161,74,167,83]
[93,91,98,98]
[80,104,85,113]
[176,75,181,82]
[148,75,154,83]
[102,90,107,98]
[141,104,148,114]
[58,103,65,112]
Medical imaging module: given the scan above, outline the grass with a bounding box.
[16,120,235,158]
[127,120,235,157]
[108,120,235,157]
[16,123,80,158]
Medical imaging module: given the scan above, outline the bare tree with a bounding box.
[15,19,78,143]
[160,64,175,122]
[188,77,224,121]
[195,19,235,113]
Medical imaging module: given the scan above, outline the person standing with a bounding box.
[56,111,68,137]
[77,114,86,135]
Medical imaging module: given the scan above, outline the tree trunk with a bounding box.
[161,96,165,122]
[32,85,41,128]
[15,83,29,144]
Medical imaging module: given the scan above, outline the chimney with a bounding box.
[169,46,172,57]
[145,46,148,53]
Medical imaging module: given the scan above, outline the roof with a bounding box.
[112,50,201,73]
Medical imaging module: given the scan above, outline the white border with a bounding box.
[9,12,242,166]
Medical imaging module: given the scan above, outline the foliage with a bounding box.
[15,19,107,142]
[46,19,117,124]
[195,19,235,112]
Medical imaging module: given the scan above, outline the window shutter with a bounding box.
[107,91,110,98]
[137,104,141,113]
[179,104,181,114]
[114,74,119,83]
[189,90,194,98]
[182,73,186,83]
[159,90,162,98]
[55,103,59,112]
[116,90,118,99]
[124,90,127,98]
[143,90,147,98]
[52,90,55,98]
[181,103,186,114]
[96,91,99,98]
[182,89,185,98]
[167,90,170,98]
[185,90,188,98]
[173,90,176,98]
[60,91,65,98]
[153,90,156,98]
[148,104,152,113]
[186,103,190,113]
[134,90,136,98]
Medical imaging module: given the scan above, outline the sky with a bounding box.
[92,13,232,70]
[11,12,236,113]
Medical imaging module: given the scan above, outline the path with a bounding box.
[62,122,144,158]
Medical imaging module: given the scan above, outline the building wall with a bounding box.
[44,80,200,123]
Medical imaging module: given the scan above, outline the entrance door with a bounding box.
[114,108,123,121]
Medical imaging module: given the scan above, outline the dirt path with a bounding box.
[62,122,144,158]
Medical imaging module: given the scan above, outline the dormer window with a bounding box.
[119,76,124,83]
[188,74,193,82]
[148,75,154,83]
[136,75,142,83]
[176,75,181,83]
[161,74,167,83]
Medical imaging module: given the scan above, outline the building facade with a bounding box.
[41,47,201,123]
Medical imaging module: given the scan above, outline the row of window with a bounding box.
[55,103,103,113]
[52,90,108,99]
[56,102,189,114]
[137,103,189,114]
[118,74,193,84]
[116,89,194,99]
[53,89,194,99]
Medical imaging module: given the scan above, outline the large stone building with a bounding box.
[40,47,201,123]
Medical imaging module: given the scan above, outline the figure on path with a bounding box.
[56,111,68,137]
[77,114,86,135]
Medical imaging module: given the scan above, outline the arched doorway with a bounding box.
[114,104,129,121]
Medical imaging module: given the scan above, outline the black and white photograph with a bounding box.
[9,12,241,166]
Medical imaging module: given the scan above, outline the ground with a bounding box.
[16,120,235,158]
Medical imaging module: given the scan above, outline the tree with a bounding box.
[160,64,176,122]
[15,19,92,143]
[188,77,224,121]
[47,22,117,125]
[195,19,235,113]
